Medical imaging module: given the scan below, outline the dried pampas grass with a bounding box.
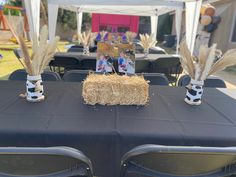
[8,23,60,76]
[180,40,236,81]
[138,33,157,51]
[82,74,149,105]
[78,31,97,47]
[125,31,137,43]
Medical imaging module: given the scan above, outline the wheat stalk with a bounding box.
[208,49,236,76]
[8,23,59,76]
[180,39,236,81]
[138,33,157,51]
[200,43,217,80]
[125,31,137,43]
[78,31,97,47]
[179,40,195,78]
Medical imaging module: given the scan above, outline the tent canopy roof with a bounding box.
[48,0,198,16]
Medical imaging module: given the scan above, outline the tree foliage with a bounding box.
[3,0,22,16]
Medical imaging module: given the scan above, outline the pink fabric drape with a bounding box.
[92,13,139,33]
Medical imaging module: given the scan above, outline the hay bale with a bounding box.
[82,74,149,105]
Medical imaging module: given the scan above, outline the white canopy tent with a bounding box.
[24,0,202,53]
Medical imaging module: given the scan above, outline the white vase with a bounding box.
[184,79,204,105]
[83,46,90,55]
[26,75,45,102]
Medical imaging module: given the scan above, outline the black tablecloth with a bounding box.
[0,81,236,177]
[54,52,178,61]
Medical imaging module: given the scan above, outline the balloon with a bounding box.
[204,23,218,33]
[200,5,208,15]
[205,6,216,16]
[212,16,221,25]
[200,15,212,26]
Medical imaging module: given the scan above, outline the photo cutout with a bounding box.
[96,42,114,73]
[118,44,135,74]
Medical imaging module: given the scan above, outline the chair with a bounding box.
[80,59,96,70]
[152,57,182,86]
[63,70,90,82]
[0,146,93,177]
[67,45,84,52]
[9,69,61,81]
[120,144,236,177]
[135,60,150,73]
[67,46,97,53]
[49,56,81,74]
[139,73,169,86]
[178,75,227,88]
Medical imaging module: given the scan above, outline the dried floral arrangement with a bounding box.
[100,31,108,41]
[138,33,157,52]
[125,31,137,43]
[8,24,60,76]
[180,40,236,81]
[77,31,97,47]
[82,74,149,105]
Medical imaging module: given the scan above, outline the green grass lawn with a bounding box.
[0,41,68,80]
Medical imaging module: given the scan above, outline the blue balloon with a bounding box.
[204,23,218,33]
[212,16,221,25]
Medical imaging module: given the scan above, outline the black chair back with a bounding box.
[63,70,90,82]
[178,75,227,88]
[67,46,97,53]
[9,69,61,81]
[152,57,182,74]
[139,73,169,85]
[80,59,96,70]
[135,60,150,73]
[152,57,182,85]
[0,147,93,177]
[121,144,236,177]
[50,57,80,70]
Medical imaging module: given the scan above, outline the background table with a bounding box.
[0,81,236,177]
[54,52,178,61]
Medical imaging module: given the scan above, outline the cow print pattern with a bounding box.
[26,76,44,102]
[83,46,90,55]
[185,80,203,105]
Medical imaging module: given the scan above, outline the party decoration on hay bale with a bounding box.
[82,74,149,105]
[138,33,157,57]
[180,40,236,105]
[118,48,135,74]
[8,24,59,102]
[96,43,115,73]
[77,31,97,55]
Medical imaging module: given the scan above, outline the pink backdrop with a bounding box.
[92,13,139,33]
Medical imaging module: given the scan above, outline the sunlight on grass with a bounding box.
[0,41,69,80]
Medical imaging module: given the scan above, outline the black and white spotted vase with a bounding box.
[26,75,45,102]
[184,79,204,106]
[83,46,90,55]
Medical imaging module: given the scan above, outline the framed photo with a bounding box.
[96,42,114,73]
[117,44,135,74]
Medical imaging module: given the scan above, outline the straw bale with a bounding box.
[82,74,149,105]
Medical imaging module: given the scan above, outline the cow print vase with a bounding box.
[83,46,90,55]
[184,79,204,105]
[26,75,45,102]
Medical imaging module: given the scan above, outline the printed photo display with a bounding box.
[96,43,114,73]
[96,42,135,74]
